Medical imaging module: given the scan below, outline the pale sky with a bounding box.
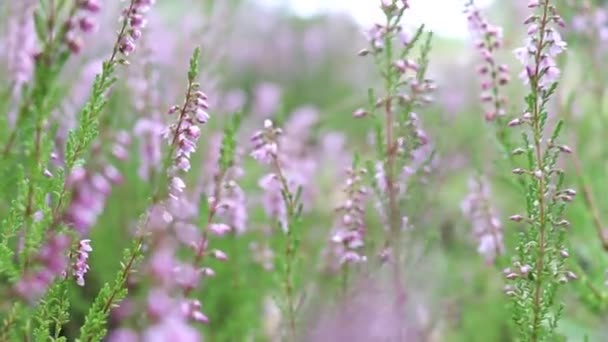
[255,0,494,39]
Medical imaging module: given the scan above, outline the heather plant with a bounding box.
[4,0,608,341]
[353,0,434,293]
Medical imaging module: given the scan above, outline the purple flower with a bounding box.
[250,120,281,164]
[63,167,116,235]
[165,89,210,199]
[182,299,209,324]
[116,0,156,56]
[216,178,248,234]
[107,329,139,342]
[142,316,200,342]
[252,82,282,117]
[461,176,504,264]
[329,167,369,268]
[72,239,92,286]
[14,234,70,301]
[514,4,566,89]
[465,1,510,121]
[209,223,231,236]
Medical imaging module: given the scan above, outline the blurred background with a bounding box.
[3,0,608,340]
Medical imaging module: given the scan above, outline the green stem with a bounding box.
[271,157,298,341]
[529,2,550,341]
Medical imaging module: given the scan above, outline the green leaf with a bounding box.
[188,47,201,82]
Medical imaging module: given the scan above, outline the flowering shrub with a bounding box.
[1,0,608,341]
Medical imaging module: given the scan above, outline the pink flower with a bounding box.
[73,239,92,286]
[209,223,232,236]
[142,317,200,342]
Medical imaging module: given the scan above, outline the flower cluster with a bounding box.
[214,175,248,235]
[117,0,156,56]
[63,131,128,235]
[251,119,281,165]
[253,110,319,231]
[514,1,566,89]
[72,239,92,286]
[250,118,304,340]
[330,166,369,266]
[465,1,510,121]
[363,1,410,53]
[355,1,435,277]
[251,120,289,227]
[164,88,209,199]
[14,234,69,301]
[110,64,239,337]
[63,0,102,54]
[461,176,504,264]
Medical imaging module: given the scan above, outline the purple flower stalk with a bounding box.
[251,120,289,227]
[252,109,320,228]
[514,1,566,88]
[461,176,504,264]
[72,239,92,286]
[506,2,575,340]
[116,0,156,57]
[250,119,304,340]
[164,88,209,199]
[465,1,510,121]
[251,119,281,165]
[63,0,103,54]
[214,177,248,235]
[330,167,369,267]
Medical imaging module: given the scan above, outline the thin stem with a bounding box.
[380,9,407,340]
[529,2,550,340]
[99,237,143,315]
[21,123,42,272]
[271,156,298,341]
[186,169,226,297]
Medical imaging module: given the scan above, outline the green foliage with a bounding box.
[65,64,117,170]
[219,112,242,171]
[188,47,202,83]
[78,238,142,342]
[3,0,608,341]
[32,282,70,341]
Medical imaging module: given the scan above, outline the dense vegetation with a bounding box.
[1,0,608,340]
